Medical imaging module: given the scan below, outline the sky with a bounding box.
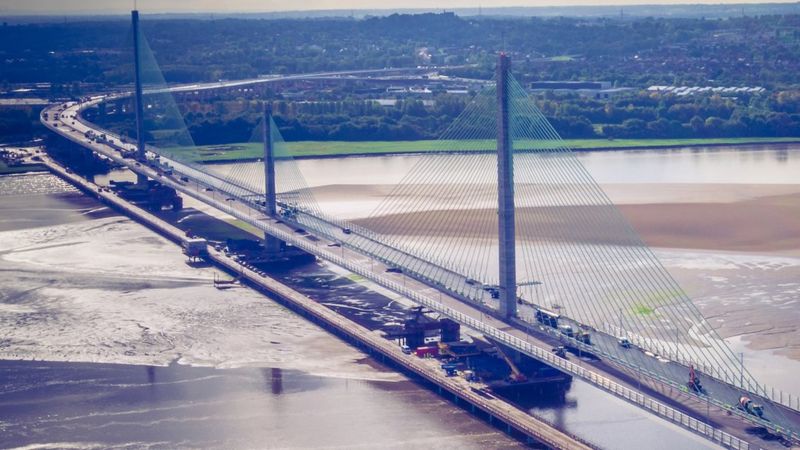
[2,0,798,15]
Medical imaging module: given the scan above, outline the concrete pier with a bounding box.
[262,103,282,254]
[131,9,148,187]
[42,94,783,448]
[496,53,517,319]
[40,154,593,450]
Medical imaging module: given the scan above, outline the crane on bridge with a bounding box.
[486,336,527,383]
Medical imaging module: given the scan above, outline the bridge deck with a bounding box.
[43,95,800,449]
[39,151,594,450]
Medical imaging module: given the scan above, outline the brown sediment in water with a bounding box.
[344,188,800,255]
[616,192,800,254]
[347,184,800,369]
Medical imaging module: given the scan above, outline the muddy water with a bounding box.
[0,360,527,449]
[0,173,525,449]
[206,145,800,394]
[0,171,727,449]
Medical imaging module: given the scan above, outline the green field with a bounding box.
[168,137,800,163]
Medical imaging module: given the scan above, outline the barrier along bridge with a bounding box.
[42,10,800,450]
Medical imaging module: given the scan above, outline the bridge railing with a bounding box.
[354,263,754,450]
[48,101,793,447]
[190,190,755,450]
[285,201,800,428]
[70,96,800,420]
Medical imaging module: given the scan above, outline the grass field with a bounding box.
[168,137,800,163]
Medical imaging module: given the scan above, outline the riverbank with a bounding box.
[0,160,47,175]
[174,137,800,163]
[24,155,594,449]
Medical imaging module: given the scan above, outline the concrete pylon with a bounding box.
[263,103,277,217]
[262,102,282,254]
[496,53,517,319]
[131,10,148,187]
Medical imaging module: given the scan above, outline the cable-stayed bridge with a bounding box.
[40,11,800,450]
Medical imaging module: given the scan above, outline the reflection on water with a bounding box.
[206,144,800,193]
[0,172,77,196]
[5,143,790,449]
[576,144,800,184]
[0,174,525,449]
[0,173,114,232]
[0,360,525,449]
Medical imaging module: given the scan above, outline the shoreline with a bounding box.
[0,164,48,176]
[194,138,800,164]
[32,153,594,449]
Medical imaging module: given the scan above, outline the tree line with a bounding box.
[83,89,800,145]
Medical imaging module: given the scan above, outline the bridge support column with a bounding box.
[263,102,282,254]
[496,53,517,319]
[132,10,148,188]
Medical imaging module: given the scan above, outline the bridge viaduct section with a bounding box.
[37,148,594,450]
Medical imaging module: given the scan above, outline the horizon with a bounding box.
[1,0,799,16]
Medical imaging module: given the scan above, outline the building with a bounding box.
[530,81,634,99]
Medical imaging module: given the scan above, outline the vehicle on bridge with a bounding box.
[575,329,592,345]
[738,396,765,418]
[183,237,208,261]
[535,308,560,328]
[687,365,707,395]
[482,284,500,299]
[280,205,299,220]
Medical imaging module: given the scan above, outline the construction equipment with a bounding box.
[385,307,459,350]
[182,237,208,260]
[575,329,592,345]
[415,346,438,358]
[441,363,458,377]
[487,337,527,383]
[738,396,765,418]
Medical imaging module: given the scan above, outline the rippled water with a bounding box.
[0,171,726,449]
[0,360,524,450]
[3,142,797,449]
[0,172,77,196]
[0,173,526,449]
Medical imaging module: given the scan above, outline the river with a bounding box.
[2,144,798,448]
[205,144,800,394]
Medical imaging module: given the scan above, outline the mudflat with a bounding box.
[618,191,800,255]
[341,184,800,255]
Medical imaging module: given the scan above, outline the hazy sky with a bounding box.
[2,0,797,15]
